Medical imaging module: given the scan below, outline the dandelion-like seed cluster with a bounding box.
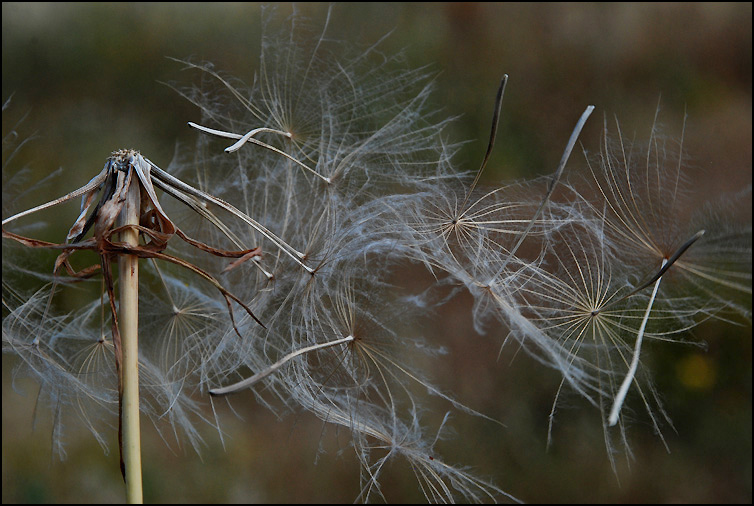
[2,6,751,503]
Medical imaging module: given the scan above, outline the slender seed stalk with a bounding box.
[209,335,355,396]
[608,258,668,427]
[459,75,508,213]
[118,178,143,503]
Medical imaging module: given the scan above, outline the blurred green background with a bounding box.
[3,3,751,503]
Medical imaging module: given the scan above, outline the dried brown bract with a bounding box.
[3,149,265,332]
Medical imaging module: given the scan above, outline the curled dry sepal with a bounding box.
[2,149,266,332]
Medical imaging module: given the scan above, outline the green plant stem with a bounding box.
[119,179,143,503]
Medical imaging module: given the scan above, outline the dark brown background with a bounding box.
[3,3,751,503]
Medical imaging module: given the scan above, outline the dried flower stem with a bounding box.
[118,177,143,503]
